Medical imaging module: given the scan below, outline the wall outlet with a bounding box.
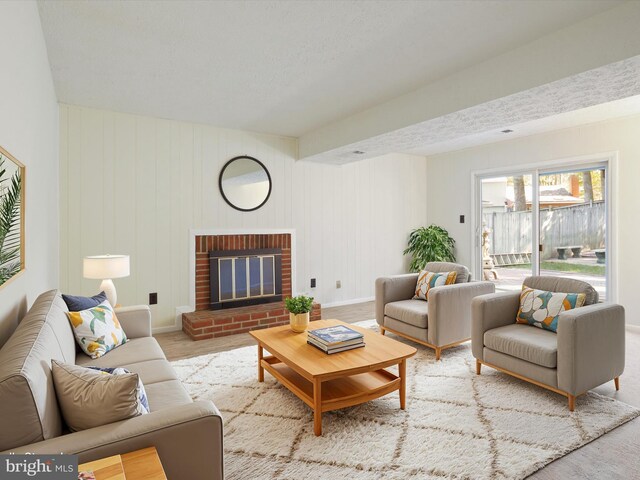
[310,278,316,288]
[460,214,465,223]
[336,280,341,289]
[149,292,158,305]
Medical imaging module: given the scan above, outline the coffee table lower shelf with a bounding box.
[261,355,401,434]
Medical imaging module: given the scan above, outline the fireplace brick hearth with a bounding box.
[183,301,321,340]
[184,233,321,340]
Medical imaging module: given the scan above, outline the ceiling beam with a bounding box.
[299,2,640,163]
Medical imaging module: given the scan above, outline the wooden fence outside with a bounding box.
[483,201,605,260]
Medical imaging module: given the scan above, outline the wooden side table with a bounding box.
[78,454,124,480]
[79,447,167,480]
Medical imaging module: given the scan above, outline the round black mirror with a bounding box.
[219,156,272,211]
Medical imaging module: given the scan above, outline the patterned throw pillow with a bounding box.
[414,270,457,300]
[66,300,127,358]
[516,286,586,333]
[87,366,150,414]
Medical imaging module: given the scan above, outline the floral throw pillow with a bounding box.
[67,300,127,358]
[516,286,586,333]
[414,270,457,300]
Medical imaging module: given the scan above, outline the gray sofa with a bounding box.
[0,290,223,479]
[376,262,495,360]
[472,276,625,410]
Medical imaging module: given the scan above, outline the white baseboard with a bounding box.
[322,296,375,309]
[152,323,182,334]
[626,324,640,333]
[152,305,193,335]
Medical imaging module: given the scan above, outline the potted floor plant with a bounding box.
[404,225,456,272]
[285,295,314,333]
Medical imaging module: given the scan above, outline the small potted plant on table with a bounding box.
[285,295,314,333]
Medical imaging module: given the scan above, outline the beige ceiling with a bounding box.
[38,0,621,138]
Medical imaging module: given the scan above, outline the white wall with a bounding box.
[425,114,640,326]
[59,105,427,328]
[0,2,59,346]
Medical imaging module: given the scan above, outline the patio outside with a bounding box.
[481,169,606,300]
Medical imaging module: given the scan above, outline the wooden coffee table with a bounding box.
[250,319,417,436]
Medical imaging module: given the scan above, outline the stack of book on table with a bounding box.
[307,325,365,354]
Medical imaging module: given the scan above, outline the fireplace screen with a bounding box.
[210,248,282,309]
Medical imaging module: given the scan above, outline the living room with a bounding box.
[1,1,639,479]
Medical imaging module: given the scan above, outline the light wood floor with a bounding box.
[156,301,374,360]
[155,301,640,479]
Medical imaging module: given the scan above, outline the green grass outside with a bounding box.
[502,262,605,276]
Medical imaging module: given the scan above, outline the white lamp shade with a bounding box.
[83,255,130,279]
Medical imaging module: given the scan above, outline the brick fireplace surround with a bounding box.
[183,233,321,340]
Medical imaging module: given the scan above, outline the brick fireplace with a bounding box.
[183,232,320,340]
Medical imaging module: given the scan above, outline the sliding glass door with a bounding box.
[476,161,608,300]
[479,174,535,292]
[537,166,607,300]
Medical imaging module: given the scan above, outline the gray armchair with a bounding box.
[376,262,495,360]
[472,276,625,411]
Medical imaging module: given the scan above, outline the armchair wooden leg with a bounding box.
[435,347,441,361]
[568,394,575,412]
[614,377,620,391]
[380,327,386,336]
[476,360,481,375]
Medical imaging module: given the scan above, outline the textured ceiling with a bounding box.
[303,55,640,164]
[38,0,620,137]
[403,93,640,158]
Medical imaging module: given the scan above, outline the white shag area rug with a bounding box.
[171,320,639,479]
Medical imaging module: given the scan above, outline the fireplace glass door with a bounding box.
[210,248,282,309]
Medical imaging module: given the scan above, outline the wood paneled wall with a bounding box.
[59,105,427,328]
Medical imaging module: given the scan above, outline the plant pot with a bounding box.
[289,312,310,333]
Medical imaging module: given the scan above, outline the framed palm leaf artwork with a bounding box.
[0,146,25,288]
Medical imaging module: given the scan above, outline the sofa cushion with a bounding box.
[143,380,193,411]
[413,270,457,300]
[484,348,558,388]
[383,316,429,342]
[76,337,166,368]
[484,324,558,368]
[0,290,74,451]
[116,359,178,386]
[52,361,148,432]
[385,300,428,329]
[516,287,586,333]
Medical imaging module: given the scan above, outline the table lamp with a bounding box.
[83,254,130,307]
